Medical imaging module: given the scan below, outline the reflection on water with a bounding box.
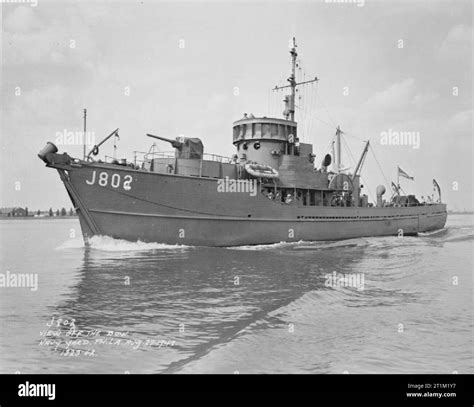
[52,237,365,373]
[0,216,472,373]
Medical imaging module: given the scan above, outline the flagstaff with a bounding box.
[83,108,87,160]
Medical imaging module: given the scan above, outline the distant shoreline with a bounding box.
[0,216,79,220]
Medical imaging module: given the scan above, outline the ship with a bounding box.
[38,38,447,247]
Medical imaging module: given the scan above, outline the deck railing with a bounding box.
[132,150,235,166]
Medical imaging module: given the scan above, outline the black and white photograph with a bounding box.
[0,0,472,402]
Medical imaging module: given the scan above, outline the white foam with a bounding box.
[418,228,447,237]
[229,240,308,251]
[87,235,189,252]
[230,238,370,251]
[55,235,190,252]
[294,238,368,250]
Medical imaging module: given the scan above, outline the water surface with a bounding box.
[0,215,472,373]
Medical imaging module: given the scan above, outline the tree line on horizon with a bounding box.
[2,207,77,217]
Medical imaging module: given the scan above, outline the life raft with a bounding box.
[244,162,279,179]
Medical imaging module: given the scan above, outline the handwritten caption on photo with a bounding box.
[39,317,176,357]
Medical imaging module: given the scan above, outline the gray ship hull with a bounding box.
[52,161,447,247]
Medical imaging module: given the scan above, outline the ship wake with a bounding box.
[56,235,191,252]
[228,238,369,251]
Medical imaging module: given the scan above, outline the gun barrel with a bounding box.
[146,134,183,149]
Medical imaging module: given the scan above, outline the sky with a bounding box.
[1,0,472,211]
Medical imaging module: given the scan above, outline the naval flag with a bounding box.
[398,166,414,181]
[433,179,441,202]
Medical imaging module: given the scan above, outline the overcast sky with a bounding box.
[1,0,472,211]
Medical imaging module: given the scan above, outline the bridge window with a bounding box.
[240,124,246,138]
[255,123,262,138]
[233,125,240,141]
[245,124,253,138]
[262,123,270,137]
[270,124,278,138]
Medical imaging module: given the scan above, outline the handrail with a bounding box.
[133,150,235,164]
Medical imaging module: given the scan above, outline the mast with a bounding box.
[273,38,318,122]
[83,108,87,160]
[331,140,336,172]
[336,125,343,173]
[289,37,297,121]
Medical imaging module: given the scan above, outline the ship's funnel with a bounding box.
[38,142,58,163]
[321,154,332,171]
[376,185,386,207]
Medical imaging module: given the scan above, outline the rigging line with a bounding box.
[302,92,336,133]
[341,138,354,166]
[337,128,365,142]
[302,71,309,140]
[369,144,391,189]
[308,72,315,140]
[272,72,286,116]
[309,82,317,143]
[304,82,312,144]
[300,68,306,141]
[306,79,312,141]
[303,69,308,141]
[308,82,315,141]
[322,132,336,158]
[300,66,307,140]
[341,136,357,171]
[344,134,365,167]
[315,92,338,128]
[312,115,336,131]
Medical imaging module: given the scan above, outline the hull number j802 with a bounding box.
[85,170,133,191]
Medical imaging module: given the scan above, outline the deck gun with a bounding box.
[146,134,184,149]
[146,133,204,159]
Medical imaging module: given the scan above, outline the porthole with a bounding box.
[254,142,261,150]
